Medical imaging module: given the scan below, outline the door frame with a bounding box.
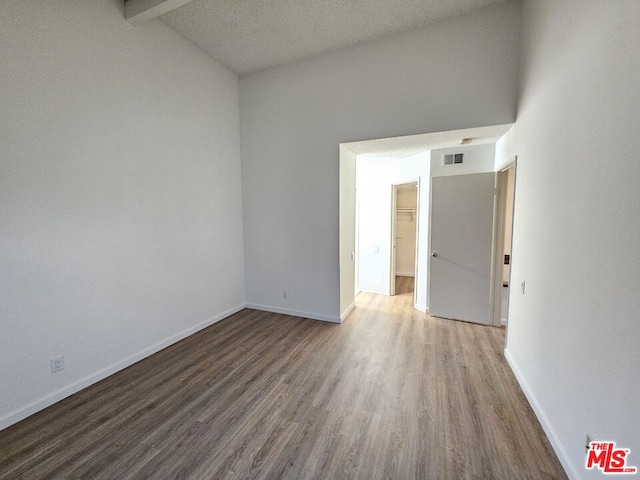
[354,188,360,298]
[489,157,518,327]
[390,185,397,296]
[413,178,421,306]
[389,180,420,297]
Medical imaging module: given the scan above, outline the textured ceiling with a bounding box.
[160,0,508,74]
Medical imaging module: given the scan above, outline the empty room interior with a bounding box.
[1,1,639,479]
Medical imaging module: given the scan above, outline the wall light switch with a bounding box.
[521,281,526,294]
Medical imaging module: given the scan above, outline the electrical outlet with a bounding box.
[521,281,526,294]
[586,434,593,453]
[282,290,288,299]
[50,355,64,373]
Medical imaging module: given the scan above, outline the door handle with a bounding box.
[432,252,438,258]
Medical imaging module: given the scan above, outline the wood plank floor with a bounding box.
[0,290,566,479]
[395,275,414,295]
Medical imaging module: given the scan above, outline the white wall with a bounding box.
[0,0,245,429]
[498,2,640,478]
[495,126,517,171]
[355,160,393,295]
[431,144,496,177]
[240,1,521,321]
[339,145,357,319]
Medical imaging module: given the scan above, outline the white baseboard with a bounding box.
[504,348,579,480]
[414,303,428,313]
[0,303,246,432]
[246,303,340,324]
[340,302,356,322]
[396,272,415,277]
[357,286,388,295]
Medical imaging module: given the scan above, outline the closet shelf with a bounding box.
[396,208,417,220]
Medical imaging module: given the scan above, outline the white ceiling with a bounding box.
[396,182,418,193]
[345,124,512,162]
[160,0,508,74]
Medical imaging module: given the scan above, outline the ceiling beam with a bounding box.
[125,0,195,25]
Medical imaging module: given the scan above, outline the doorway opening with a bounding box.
[351,151,429,311]
[391,182,419,299]
[491,160,516,327]
[338,124,514,322]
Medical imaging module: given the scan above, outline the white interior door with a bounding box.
[429,173,495,325]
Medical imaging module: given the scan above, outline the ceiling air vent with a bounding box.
[443,153,464,166]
